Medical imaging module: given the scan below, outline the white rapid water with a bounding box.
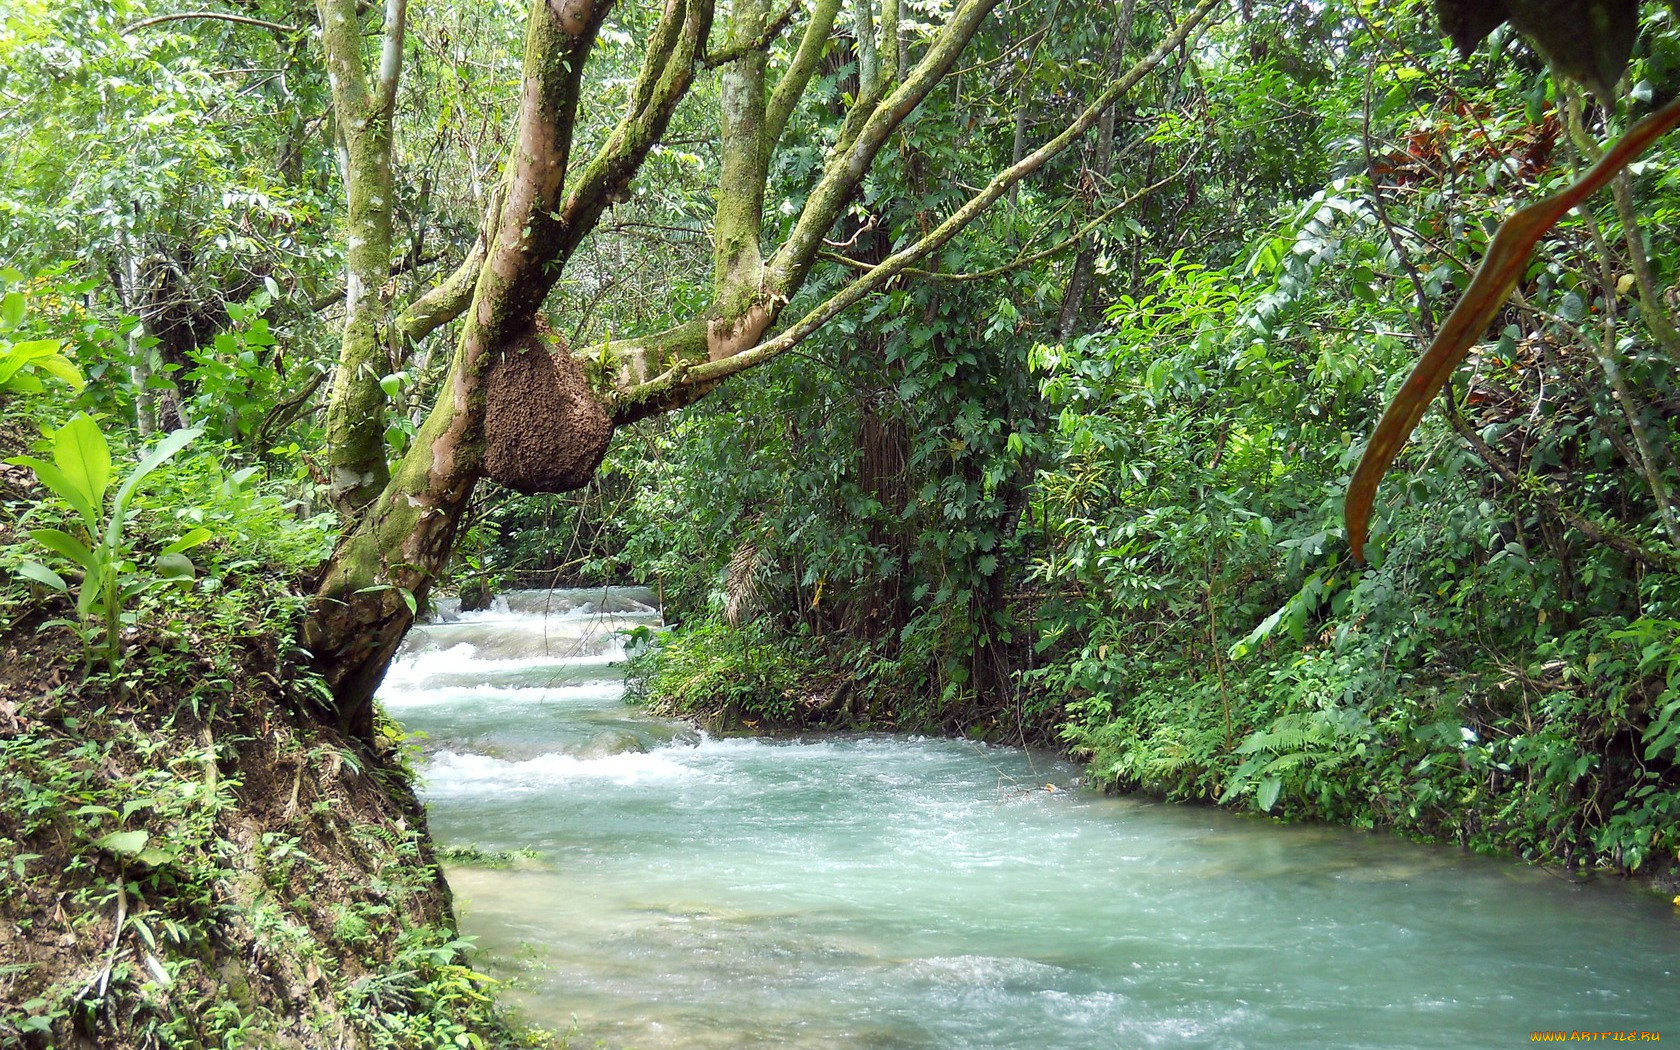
[381,587,1680,1048]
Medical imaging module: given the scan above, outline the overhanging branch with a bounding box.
[613,0,1224,420]
[820,165,1186,284]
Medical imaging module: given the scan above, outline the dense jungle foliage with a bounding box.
[1,0,1679,1042]
[614,2,1680,875]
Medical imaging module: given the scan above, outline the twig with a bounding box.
[1439,396,1680,573]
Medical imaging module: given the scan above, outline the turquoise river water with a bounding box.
[380,587,1680,1048]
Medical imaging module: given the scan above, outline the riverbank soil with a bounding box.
[0,612,536,1047]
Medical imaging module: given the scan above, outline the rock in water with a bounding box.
[578,730,648,759]
[458,578,493,613]
[482,329,613,494]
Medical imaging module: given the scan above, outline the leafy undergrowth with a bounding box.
[0,419,549,1047]
[0,607,551,1049]
[628,620,912,734]
[626,616,1046,746]
[1053,622,1680,890]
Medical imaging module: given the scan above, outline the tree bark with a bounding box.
[317,0,407,514]
[606,0,1005,400]
[713,0,770,335]
[615,0,1222,420]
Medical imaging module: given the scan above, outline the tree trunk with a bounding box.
[317,0,408,515]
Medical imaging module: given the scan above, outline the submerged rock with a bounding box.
[577,729,649,759]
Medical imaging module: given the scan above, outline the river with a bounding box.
[380,587,1680,1048]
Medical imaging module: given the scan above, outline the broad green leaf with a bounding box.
[0,291,22,328]
[1256,777,1282,812]
[16,561,67,591]
[94,830,149,856]
[51,413,110,516]
[107,427,203,549]
[31,353,84,391]
[155,552,195,580]
[0,351,33,385]
[27,528,96,569]
[76,567,106,618]
[9,455,99,529]
[160,527,213,556]
[0,340,66,388]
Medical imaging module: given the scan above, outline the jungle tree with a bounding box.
[299,0,1224,737]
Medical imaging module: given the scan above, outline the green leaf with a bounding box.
[160,527,213,556]
[94,830,149,856]
[77,566,106,618]
[28,528,96,570]
[9,455,99,530]
[154,552,195,580]
[1256,777,1282,812]
[0,290,23,328]
[106,427,202,549]
[51,414,111,517]
[31,352,84,391]
[17,561,67,591]
[0,339,57,383]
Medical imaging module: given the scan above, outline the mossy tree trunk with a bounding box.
[317,0,407,514]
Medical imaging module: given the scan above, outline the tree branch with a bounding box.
[765,0,1011,301]
[583,0,1001,382]
[704,0,796,68]
[393,185,504,343]
[820,165,1183,283]
[764,0,843,153]
[613,0,1224,421]
[1347,93,1680,560]
[1441,397,1680,574]
[374,0,408,109]
[124,10,298,34]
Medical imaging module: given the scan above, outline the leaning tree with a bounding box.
[296,0,1223,739]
